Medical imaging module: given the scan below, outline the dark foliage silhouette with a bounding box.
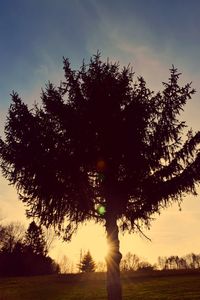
[0,249,59,276]
[78,250,96,273]
[24,221,47,256]
[0,53,200,299]
[0,222,59,276]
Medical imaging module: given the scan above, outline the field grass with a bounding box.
[0,271,200,300]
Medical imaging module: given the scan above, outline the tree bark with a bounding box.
[105,212,122,300]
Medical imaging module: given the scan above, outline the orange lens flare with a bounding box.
[96,159,106,171]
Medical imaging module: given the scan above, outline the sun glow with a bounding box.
[81,224,109,262]
[52,222,110,269]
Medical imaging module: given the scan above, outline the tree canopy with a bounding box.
[0,53,200,300]
[0,54,199,235]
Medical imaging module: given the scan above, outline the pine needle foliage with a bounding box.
[0,53,200,238]
[79,251,96,273]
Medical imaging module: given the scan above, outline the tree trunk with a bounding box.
[105,212,122,300]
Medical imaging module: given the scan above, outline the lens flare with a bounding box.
[97,205,106,216]
[96,159,106,171]
[97,173,105,182]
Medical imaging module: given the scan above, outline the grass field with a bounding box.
[0,271,200,300]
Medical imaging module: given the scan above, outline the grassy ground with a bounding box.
[0,271,200,300]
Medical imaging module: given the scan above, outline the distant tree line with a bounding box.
[121,252,200,272]
[59,251,187,274]
[157,254,200,270]
[59,251,155,274]
[0,221,59,276]
[1,220,199,276]
[51,249,200,274]
[120,252,155,272]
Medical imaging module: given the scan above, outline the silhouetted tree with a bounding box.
[121,252,140,271]
[59,255,72,274]
[24,221,47,256]
[0,222,59,276]
[158,256,168,270]
[121,252,154,272]
[43,226,57,253]
[157,253,200,270]
[79,251,96,273]
[0,222,25,253]
[185,253,200,269]
[0,53,200,299]
[0,225,7,250]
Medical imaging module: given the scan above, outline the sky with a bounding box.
[1,0,200,269]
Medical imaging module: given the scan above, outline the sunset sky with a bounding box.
[1,0,200,268]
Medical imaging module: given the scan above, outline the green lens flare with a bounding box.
[97,205,106,215]
[98,173,105,182]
